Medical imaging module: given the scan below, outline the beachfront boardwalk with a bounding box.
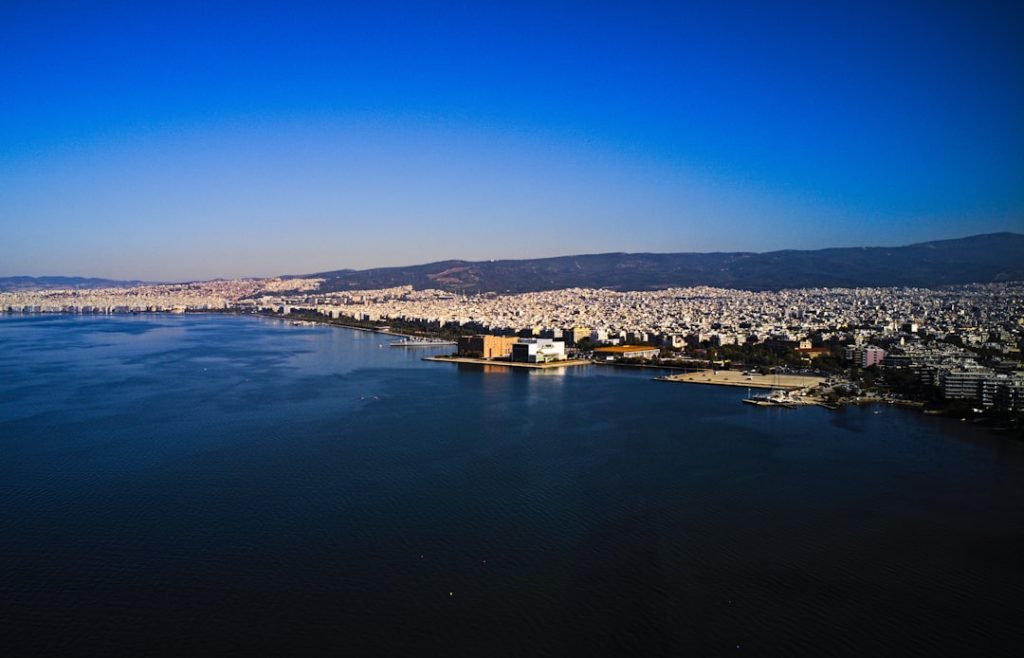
[657,370,826,390]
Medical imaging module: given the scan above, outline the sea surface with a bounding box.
[1,314,1022,656]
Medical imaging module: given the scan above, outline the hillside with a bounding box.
[302,233,1024,293]
[0,276,147,292]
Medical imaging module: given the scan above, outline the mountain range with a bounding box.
[303,232,1024,293]
[0,276,148,292]
[3,233,1022,293]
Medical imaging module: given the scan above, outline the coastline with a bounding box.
[4,312,1016,435]
[424,355,592,369]
[655,369,826,390]
[592,360,704,372]
[249,310,425,339]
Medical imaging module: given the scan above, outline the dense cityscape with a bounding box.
[5,278,1022,421]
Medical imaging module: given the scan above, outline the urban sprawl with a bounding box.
[4,279,1023,420]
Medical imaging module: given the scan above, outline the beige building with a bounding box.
[563,327,591,346]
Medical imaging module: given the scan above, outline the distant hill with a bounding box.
[301,233,1024,293]
[0,276,147,292]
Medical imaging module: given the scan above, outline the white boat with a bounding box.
[743,387,797,408]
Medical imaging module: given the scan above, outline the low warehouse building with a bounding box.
[593,345,661,360]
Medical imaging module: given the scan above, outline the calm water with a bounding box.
[1,314,1022,656]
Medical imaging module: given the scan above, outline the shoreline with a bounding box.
[592,360,704,372]
[250,311,426,340]
[424,355,592,369]
[655,369,826,390]
[4,312,1017,435]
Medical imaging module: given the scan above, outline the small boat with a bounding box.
[743,387,796,408]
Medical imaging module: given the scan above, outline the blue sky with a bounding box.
[2,1,1022,280]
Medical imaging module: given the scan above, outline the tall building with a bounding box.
[941,367,993,400]
[980,374,1024,409]
[844,345,887,367]
[863,346,887,367]
[562,327,591,346]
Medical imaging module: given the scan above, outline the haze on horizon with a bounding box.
[2,1,1022,282]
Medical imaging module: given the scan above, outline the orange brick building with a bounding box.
[457,335,519,359]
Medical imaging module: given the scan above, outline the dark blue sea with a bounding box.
[2,314,1022,656]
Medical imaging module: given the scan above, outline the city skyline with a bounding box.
[3,1,1022,280]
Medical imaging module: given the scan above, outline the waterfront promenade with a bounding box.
[424,355,591,369]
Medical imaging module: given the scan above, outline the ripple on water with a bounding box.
[1,314,1023,656]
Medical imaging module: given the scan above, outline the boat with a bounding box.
[743,387,797,408]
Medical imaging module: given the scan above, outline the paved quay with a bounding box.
[657,370,826,390]
[424,356,592,369]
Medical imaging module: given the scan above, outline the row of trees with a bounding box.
[267,309,480,340]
